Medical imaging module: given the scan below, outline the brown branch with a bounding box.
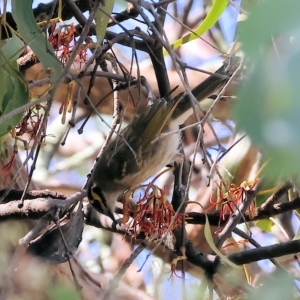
[109,3,139,27]
[2,188,300,229]
[261,180,293,210]
[228,239,300,266]
[65,0,139,28]
[0,190,84,222]
[2,189,300,281]
[63,0,90,27]
[184,240,220,279]
[185,232,300,280]
[187,196,300,226]
[0,189,66,202]
[232,227,284,269]
[0,1,92,40]
[34,0,91,22]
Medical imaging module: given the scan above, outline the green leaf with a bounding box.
[204,213,242,269]
[234,0,300,178]
[95,0,115,48]
[0,68,11,114]
[164,0,228,55]
[0,61,29,137]
[0,34,24,66]
[11,0,63,83]
[0,35,26,107]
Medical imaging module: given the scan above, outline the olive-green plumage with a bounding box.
[87,97,181,220]
[87,60,238,221]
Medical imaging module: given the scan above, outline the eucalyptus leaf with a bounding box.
[0,61,29,137]
[95,0,115,48]
[234,0,300,178]
[164,0,228,55]
[0,68,11,114]
[0,49,26,129]
[204,213,242,269]
[11,0,63,83]
[0,34,24,66]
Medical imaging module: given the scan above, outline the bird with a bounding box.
[86,59,238,221]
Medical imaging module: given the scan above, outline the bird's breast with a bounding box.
[115,130,181,188]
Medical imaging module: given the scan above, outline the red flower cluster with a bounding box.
[48,22,89,66]
[126,185,183,241]
[210,178,259,226]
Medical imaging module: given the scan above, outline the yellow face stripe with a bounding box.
[89,186,116,222]
[90,188,107,211]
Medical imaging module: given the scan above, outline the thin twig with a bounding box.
[104,241,147,299]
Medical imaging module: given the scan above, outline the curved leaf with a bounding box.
[204,213,242,269]
[164,0,228,55]
[11,0,63,83]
